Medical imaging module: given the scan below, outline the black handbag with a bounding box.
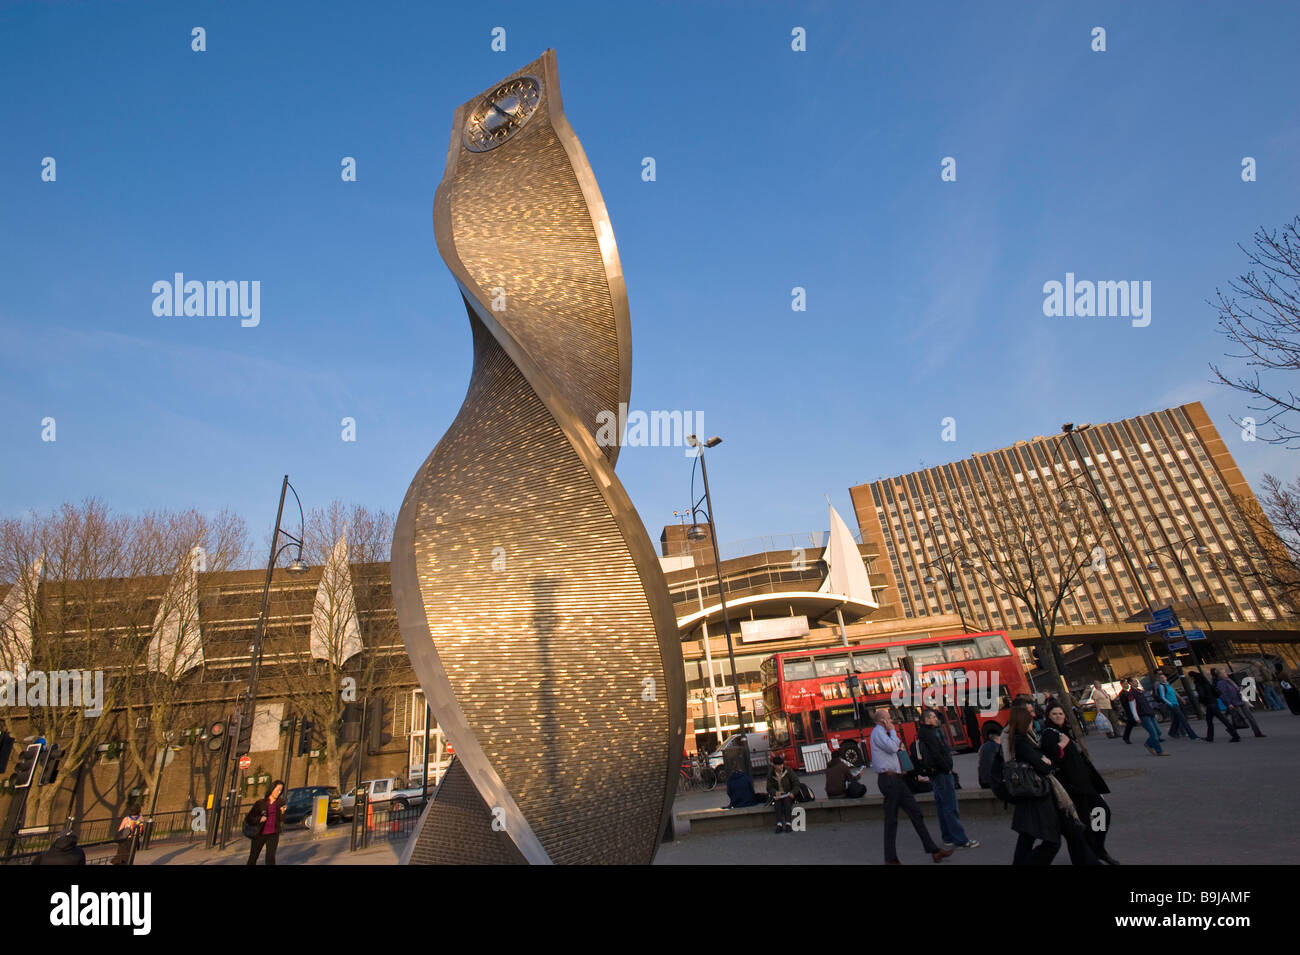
[242,819,260,839]
[794,781,815,803]
[1001,759,1048,800]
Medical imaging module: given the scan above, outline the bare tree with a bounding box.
[269,503,400,791]
[935,473,1102,746]
[1211,215,1300,445]
[1,502,160,826]
[1226,474,1300,617]
[117,510,247,822]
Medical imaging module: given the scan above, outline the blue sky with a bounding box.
[3,1,1299,555]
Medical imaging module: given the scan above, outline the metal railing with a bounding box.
[351,802,422,850]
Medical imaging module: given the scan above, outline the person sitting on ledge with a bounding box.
[825,747,867,798]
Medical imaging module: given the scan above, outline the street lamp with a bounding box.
[1144,518,1229,664]
[685,434,750,777]
[919,521,977,633]
[216,474,307,848]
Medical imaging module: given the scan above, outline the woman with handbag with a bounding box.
[1002,707,1059,865]
[245,779,287,865]
[1041,703,1119,865]
[1001,708,1099,865]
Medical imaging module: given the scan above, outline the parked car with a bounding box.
[340,777,428,819]
[283,786,343,827]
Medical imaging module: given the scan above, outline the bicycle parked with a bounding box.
[678,753,719,793]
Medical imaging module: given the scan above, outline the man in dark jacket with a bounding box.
[825,748,866,798]
[34,832,86,865]
[917,710,979,849]
[977,723,1002,790]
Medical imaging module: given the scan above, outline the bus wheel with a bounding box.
[839,741,864,766]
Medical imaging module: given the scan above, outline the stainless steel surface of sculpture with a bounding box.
[392,50,686,865]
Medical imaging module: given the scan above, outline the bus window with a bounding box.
[825,705,859,733]
[808,709,825,741]
[783,657,816,681]
[944,640,977,662]
[975,634,1011,658]
[814,654,850,677]
[851,650,889,673]
[906,645,946,666]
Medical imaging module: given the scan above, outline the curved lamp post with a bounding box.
[685,435,750,776]
[216,475,308,848]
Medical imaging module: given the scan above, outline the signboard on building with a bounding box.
[740,615,810,644]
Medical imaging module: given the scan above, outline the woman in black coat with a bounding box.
[1004,707,1060,864]
[245,779,288,866]
[1041,703,1119,865]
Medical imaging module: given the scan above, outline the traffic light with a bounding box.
[11,742,43,789]
[206,719,226,752]
[38,744,61,786]
[366,697,392,755]
[298,720,314,756]
[0,731,13,774]
[233,707,254,757]
[339,702,362,743]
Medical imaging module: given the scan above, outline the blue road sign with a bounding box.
[1185,629,1207,641]
[1152,606,1176,625]
[1145,620,1170,634]
[1167,640,1189,651]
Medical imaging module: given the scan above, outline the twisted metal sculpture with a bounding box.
[393,50,685,864]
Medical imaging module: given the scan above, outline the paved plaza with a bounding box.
[122,709,1296,866]
[657,709,1299,866]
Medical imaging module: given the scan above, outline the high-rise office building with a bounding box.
[849,403,1289,636]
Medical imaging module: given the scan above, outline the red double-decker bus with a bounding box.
[760,631,1029,770]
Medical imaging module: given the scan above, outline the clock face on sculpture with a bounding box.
[463,75,543,151]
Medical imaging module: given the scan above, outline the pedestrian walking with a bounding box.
[245,779,287,865]
[1254,661,1285,711]
[1190,670,1241,742]
[1089,683,1117,737]
[1154,673,1198,740]
[870,709,952,865]
[1278,663,1300,715]
[915,709,979,849]
[1000,707,1099,866]
[111,803,144,865]
[33,831,86,865]
[1123,679,1167,756]
[766,755,798,833]
[1212,669,1266,738]
[1040,703,1119,865]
